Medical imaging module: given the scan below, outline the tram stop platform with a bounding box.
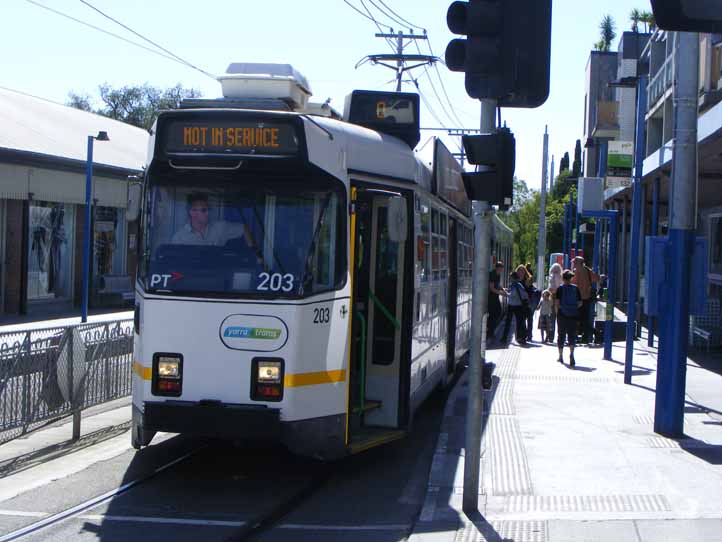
[410,336,722,542]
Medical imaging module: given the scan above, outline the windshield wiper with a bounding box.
[299,192,333,296]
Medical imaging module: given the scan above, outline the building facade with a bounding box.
[0,87,147,321]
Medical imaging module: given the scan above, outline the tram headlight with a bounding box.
[251,358,284,402]
[257,361,282,383]
[152,353,183,397]
[158,358,181,379]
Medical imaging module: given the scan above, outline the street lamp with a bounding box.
[609,74,648,383]
[81,131,110,323]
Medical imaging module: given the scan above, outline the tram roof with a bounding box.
[306,115,432,188]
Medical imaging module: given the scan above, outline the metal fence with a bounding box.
[0,319,134,445]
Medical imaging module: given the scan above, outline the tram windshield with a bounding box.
[140,171,346,298]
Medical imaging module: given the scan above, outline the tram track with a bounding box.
[0,445,204,542]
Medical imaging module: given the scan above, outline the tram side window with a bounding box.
[440,213,448,279]
[417,197,431,282]
[431,209,440,281]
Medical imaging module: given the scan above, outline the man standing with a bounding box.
[571,256,600,344]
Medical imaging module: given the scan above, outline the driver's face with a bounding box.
[189,202,209,230]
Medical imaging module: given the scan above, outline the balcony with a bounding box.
[591,101,619,138]
[647,54,674,110]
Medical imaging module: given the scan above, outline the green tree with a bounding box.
[559,152,570,175]
[500,178,540,267]
[630,8,642,32]
[572,139,582,178]
[594,15,617,52]
[640,10,656,32]
[67,83,201,130]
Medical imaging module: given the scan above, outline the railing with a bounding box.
[0,319,133,445]
[647,54,674,109]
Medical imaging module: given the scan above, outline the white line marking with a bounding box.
[0,447,201,542]
[277,523,411,531]
[0,511,48,518]
[79,514,245,527]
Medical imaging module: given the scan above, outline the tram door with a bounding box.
[352,192,406,429]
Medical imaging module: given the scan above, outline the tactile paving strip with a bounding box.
[504,494,671,513]
[493,348,521,379]
[488,417,533,496]
[645,436,713,449]
[455,520,547,542]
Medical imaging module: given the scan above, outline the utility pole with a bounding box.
[358,30,437,91]
[549,155,556,191]
[536,126,549,286]
[655,31,699,438]
[463,98,495,513]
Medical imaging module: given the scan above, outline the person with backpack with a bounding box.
[571,256,601,344]
[501,271,529,346]
[555,269,582,366]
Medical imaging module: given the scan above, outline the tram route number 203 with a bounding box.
[257,272,294,292]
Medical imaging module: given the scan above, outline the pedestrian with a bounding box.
[516,264,536,341]
[571,256,601,344]
[488,261,508,341]
[501,271,528,345]
[555,269,582,366]
[537,289,554,343]
[548,262,563,342]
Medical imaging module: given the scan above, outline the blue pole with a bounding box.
[574,204,580,258]
[648,177,660,347]
[624,75,648,385]
[81,135,94,323]
[605,211,618,361]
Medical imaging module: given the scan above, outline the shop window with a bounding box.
[27,202,75,301]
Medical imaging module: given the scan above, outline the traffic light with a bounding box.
[461,128,515,206]
[650,0,722,33]
[445,0,552,108]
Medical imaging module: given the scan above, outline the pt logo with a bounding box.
[150,272,184,288]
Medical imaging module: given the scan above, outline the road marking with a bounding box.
[79,515,245,527]
[277,523,410,531]
[0,511,48,518]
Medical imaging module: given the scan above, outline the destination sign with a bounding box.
[163,120,299,155]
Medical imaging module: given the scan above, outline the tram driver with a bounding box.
[171,193,257,248]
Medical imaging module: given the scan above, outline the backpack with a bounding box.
[559,284,579,317]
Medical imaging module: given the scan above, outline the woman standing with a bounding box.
[548,262,563,343]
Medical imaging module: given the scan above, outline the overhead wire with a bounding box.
[358,0,397,52]
[424,39,466,127]
[24,0,182,66]
[77,0,216,80]
[375,0,426,30]
[413,78,448,129]
[413,40,461,128]
[367,0,410,30]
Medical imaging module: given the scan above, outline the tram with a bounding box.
[130,64,513,458]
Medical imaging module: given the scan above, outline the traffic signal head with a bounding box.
[461,128,515,205]
[651,0,722,33]
[444,0,552,108]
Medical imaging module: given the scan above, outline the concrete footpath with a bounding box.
[410,337,722,542]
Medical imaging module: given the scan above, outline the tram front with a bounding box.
[131,108,351,458]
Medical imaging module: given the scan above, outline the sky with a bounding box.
[1,0,649,190]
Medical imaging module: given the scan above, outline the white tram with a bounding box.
[130,64,513,458]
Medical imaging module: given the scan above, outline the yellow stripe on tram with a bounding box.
[284,370,346,388]
[133,361,152,380]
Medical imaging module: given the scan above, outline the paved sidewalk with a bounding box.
[411,338,722,541]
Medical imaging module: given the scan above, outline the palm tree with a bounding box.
[640,10,656,32]
[630,8,642,32]
[594,15,617,52]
